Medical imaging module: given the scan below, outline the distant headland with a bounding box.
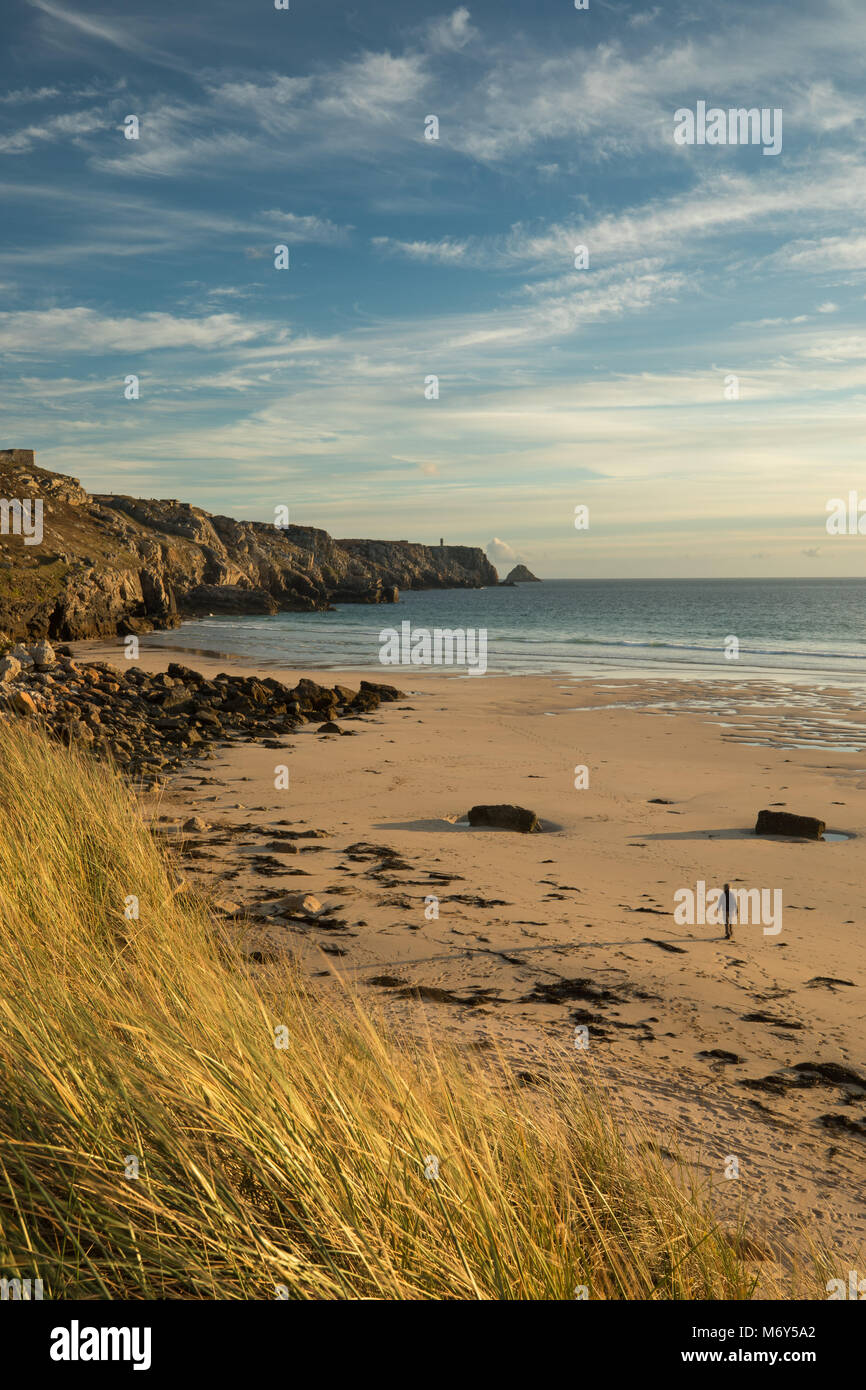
[0,449,499,641]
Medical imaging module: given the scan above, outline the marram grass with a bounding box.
[0,721,826,1300]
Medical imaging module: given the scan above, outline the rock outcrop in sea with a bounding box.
[0,450,500,640]
[502,564,541,584]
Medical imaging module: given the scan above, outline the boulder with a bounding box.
[193,707,223,729]
[255,892,323,918]
[359,679,405,701]
[184,584,279,615]
[118,617,155,636]
[292,679,338,714]
[755,809,825,840]
[167,663,204,683]
[31,640,56,670]
[350,690,381,713]
[160,689,195,714]
[467,803,541,833]
[0,656,22,683]
[317,720,342,734]
[9,690,38,716]
[211,898,243,916]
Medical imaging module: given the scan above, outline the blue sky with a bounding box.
[1,0,865,577]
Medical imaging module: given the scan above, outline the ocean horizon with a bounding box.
[141,576,866,685]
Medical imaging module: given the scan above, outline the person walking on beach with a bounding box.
[719,882,735,940]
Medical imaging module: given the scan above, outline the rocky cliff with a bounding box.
[337,538,499,593]
[0,450,500,641]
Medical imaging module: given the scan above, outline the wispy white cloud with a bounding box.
[0,107,105,154]
[25,0,194,74]
[0,85,60,104]
[0,78,126,104]
[26,0,136,50]
[0,307,267,355]
[628,6,661,27]
[258,211,351,244]
[425,7,479,54]
[0,181,353,264]
[368,158,866,281]
[766,233,866,274]
[372,236,469,264]
[92,124,261,178]
[444,3,866,166]
[798,333,866,362]
[88,47,431,179]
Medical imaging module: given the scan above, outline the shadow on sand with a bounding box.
[373,817,566,834]
[636,826,852,842]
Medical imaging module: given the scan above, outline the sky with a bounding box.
[0,0,865,578]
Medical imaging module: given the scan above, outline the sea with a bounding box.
[142,577,866,687]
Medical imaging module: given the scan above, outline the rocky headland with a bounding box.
[0,450,499,641]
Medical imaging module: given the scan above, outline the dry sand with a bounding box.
[74,641,866,1268]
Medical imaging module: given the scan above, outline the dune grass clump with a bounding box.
[0,721,819,1299]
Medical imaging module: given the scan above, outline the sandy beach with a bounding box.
[68,639,866,1269]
